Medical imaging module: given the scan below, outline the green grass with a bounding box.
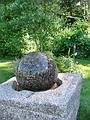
[0,59,14,83]
[0,58,90,120]
[77,59,90,120]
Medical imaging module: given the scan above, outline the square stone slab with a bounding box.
[0,73,82,120]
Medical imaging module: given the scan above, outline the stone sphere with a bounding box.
[16,52,58,91]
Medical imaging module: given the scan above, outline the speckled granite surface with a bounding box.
[0,73,82,120]
[16,52,58,91]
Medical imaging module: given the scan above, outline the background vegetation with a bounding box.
[0,0,90,120]
[0,0,90,58]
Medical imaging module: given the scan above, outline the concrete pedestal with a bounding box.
[0,73,82,120]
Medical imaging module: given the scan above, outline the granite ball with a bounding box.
[16,52,58,91]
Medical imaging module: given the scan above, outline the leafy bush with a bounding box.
[55,56,77,73]
[0,0,89,59]
[52,20,90,58]
[44,51,78,73]
[0,24,29,57]
[0,0,60,57]
[0,1,32,57]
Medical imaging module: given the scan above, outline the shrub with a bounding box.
[0,3,30,58]
[52,20,90,58]
[43,51,78,73]
[0,28,29,57]
[55,56,78,73]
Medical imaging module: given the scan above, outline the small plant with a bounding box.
[55,56,78,73]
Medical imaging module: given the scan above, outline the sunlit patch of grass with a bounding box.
[0,62,12,67]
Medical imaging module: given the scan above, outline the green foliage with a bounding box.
[0,0,90,58]
[45,51,54,58]
[0,0,60,56]
[0,1,30,57]
[76,58,90,120]
[44,51,77,73]
[55,56,77,73]
[52,20,90,58]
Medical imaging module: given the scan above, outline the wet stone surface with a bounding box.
[16,52,59,91]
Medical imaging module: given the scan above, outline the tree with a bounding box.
[0,0,89,57]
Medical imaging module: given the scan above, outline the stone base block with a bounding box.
[0,73,82,120]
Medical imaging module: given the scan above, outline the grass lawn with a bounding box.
[77,59,90,120]
[0,58,14,83]
[0,58,90,120]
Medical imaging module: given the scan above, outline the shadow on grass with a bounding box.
[0,61,15,84]
[77,105,90,120]
[76,59,90,66]
[0,68,14,83]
